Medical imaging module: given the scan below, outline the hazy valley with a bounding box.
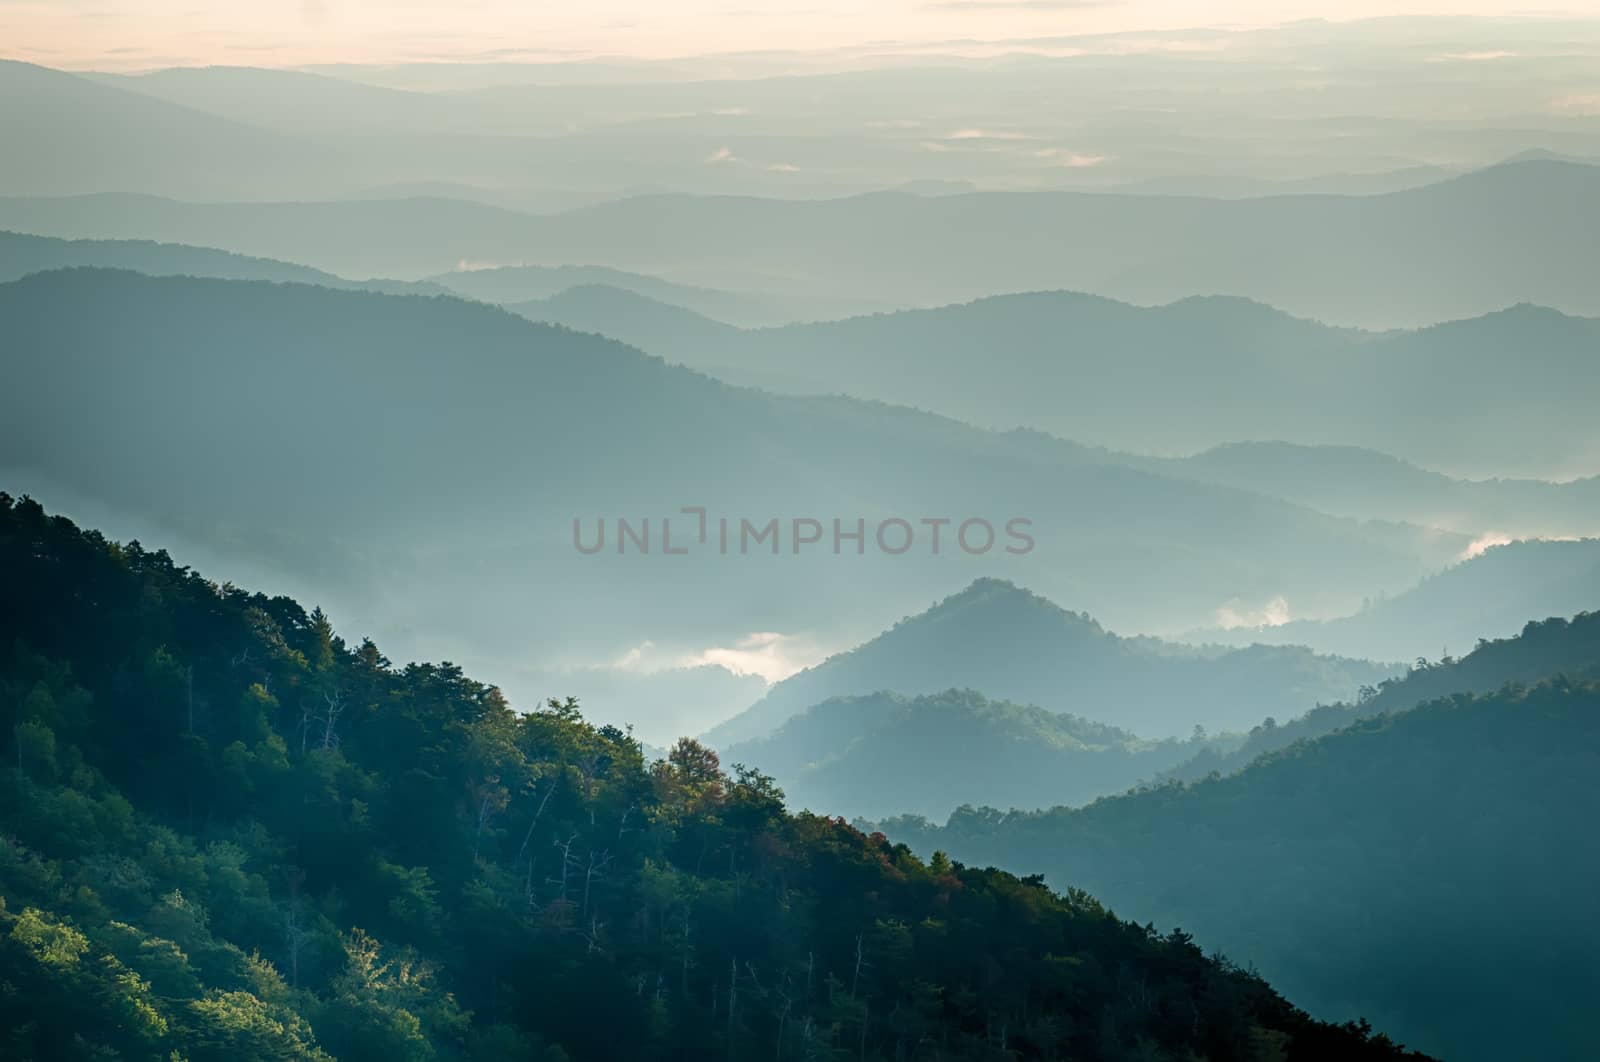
[3,12,1598,1062]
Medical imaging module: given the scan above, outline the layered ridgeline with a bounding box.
[877,622,1600,1062]
[60,47,1595,204]
[0,495,1432,1062]
[4,150,1598,328]
[0,60,337,200]
[720,689,1223,820]
[706,579,1397,747]
[0,269,1461,698]
[0,229,447,296]
[502,286,1600,481]
[8,227,1600,486]
[0,229,865,330]
[1194,538,1600,662]
[8,227,1598,522]
[426,268,883,328]
[1141,442,1600,540]
[1162,607,1600,785]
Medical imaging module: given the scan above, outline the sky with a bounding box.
[1,1,1590,71]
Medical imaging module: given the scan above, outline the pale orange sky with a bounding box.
[0,1,1591,71]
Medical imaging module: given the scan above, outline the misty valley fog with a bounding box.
[2,10,1598,1062]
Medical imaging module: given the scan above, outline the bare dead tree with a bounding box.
[582,913,605,954]
[299,689,346,755]
[549,831,580,902]
[514,777,558,867]
[581,846,612,916]
[319,689,344,750]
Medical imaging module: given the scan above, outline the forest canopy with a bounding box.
[0,494,1430,1061]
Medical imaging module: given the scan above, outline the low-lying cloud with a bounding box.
[1215,595,1292,630]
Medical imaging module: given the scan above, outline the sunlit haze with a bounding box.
[4,7,1600,1061]
[2,1,1592,68]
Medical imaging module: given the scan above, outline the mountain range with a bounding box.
[1142,441,1600,538]
[1162,606,1600,785]
[0,229,445,296]
[878,618,1600,1062]
[8,225,1597,481]
[430,267,884,328]
[0,495,1438,1061]
[4,99,1598,328]
[1195,538,1600,661]
[8,28,1600,1062]
[0,269,1469,697]
[707,578,1396,746]
[720,688,1222,820]
[504,284,1600,480]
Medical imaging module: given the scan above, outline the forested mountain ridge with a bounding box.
[525,286,1600,480]
[1148,441,1600,539]
[0,229,829,328]
[1192,538,1600,662]
[877,674,1600,1062]
[0,494,1432,1061]
[705,579,1399,746]
[1161,604,1600,784]
[0,229,448,295]
[0,267,1462,689]
[722,688,1222,820]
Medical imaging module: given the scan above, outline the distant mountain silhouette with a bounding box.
[16,234,1581,516]
[1163,607,1600,785]
[1109,165,1457,198]
[0,192,533,280]
[878,628,1600,1062]
[85,65,474,136]
[432,266,884,327]
[1146,441,1600,537]
[0,229,447,295]
[724,688,1216,820]
[0,269,1465,693]
[533,289,1599,480]
[509,284,748,345]
[705,578,1397,745]
[0,60,334,199]
[4,155,1598,326]
[1194,538,1600,662]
